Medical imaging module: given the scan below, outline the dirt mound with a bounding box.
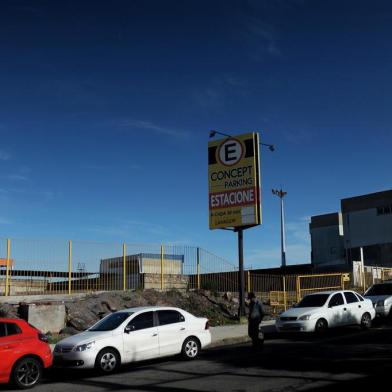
[64,289,239,332]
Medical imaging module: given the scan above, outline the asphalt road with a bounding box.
[2,324,392,392]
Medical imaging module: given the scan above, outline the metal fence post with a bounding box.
[296,275,301,302]
[123,243,126,291]
[196,247,201,290]
[68,240,72,295]
[283,275,287,311]
[160,244,164,291]
[5,239,11,296]
[247,271,251,293]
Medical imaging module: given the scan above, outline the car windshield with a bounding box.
[296,294,330,308]
[89,312,133,331]
[365,284,392,296]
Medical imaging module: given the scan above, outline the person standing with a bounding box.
[247,292,265,352]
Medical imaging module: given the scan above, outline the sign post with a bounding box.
[208,132,261,317]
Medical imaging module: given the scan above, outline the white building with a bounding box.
[310,189,392,268]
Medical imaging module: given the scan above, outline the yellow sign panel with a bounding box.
[208,132,261,229]
[343,273,350,282]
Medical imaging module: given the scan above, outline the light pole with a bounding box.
[209,130,275,151]
[272,188,287,268]
[209,129,274,318]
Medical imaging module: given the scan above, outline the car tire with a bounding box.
[181,337,200,360]
[315,318,328,334]
[95,348,120,373]
[360,313,372,330]
[12,356,43,390]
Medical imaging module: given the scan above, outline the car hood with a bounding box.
[365,295,391,303]
[56,330,114,347]
[280,307,321,318]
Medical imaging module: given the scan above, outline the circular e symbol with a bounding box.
[217,138,244,166]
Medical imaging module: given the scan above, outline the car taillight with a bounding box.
[205,321,210,330]
[38,333,49,343]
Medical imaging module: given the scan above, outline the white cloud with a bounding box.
[246,242,310,269]
[88,220,168,240]
[0,217,11,225]
[83,163,142,171]
[7,174,28,181]
[246,217,311,268]
[286,217,311,243]
[0,150,11,161]
[118,120,190,139]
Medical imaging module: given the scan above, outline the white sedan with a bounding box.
[53,306,211,372]
[276,290,375,333]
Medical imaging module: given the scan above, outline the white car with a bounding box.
[53,306,211,372]
[276,290,375,333]
[364,281,392,318]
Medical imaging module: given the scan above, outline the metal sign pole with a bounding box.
[237,228,245,318]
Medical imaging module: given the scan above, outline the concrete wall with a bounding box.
[142,274,189,290]
[343,208,392,248]
[310,224,345,266]
[19,303,66,333]
[0,278,47,296]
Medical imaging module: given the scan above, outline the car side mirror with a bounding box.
[125,325,135,334]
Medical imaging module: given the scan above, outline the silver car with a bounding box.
[365,281,392,318]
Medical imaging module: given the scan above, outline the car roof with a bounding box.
[117,306,182,313]
[0,318,28,325]
[306,290,356,296]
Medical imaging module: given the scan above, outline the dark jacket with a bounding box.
[248,299,265,323]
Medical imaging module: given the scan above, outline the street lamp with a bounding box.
[272,188,288,268]
[209,130,275,151]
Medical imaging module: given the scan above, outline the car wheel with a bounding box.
[95,348,120,373]
[12,356,43,389]
[315,318,328,334]
[360,313,372,330]
[181,337,200,360]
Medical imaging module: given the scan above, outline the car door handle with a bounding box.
[152,333,158,337]
[180,327,186,331]
[343,308,347,311]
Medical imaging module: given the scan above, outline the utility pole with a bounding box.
[272,188,288,267]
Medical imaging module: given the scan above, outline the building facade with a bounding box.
[310,189,392,268]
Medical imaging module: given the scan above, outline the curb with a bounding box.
[209,335,251,349]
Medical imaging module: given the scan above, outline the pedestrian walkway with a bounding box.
[209,320,276,348]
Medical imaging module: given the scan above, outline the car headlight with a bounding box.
[75,341,95,352]
[377,300,385,306]
[298,315,311,321]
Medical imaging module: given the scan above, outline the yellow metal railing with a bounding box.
[0,237,374,303]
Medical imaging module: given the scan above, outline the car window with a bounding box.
[157,310,185,326]
[89,312,133,331]
[6,323,22,336]
[329,293,344,307]
[344,292,359,304]
[128,312,154,331]
[355,293,365,302]
[296,294,329,308]
[365,284,392,296]
[0,323,6,338]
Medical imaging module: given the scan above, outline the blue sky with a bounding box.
[0,0,391,268]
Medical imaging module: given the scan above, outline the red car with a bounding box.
[0,318,52,389]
